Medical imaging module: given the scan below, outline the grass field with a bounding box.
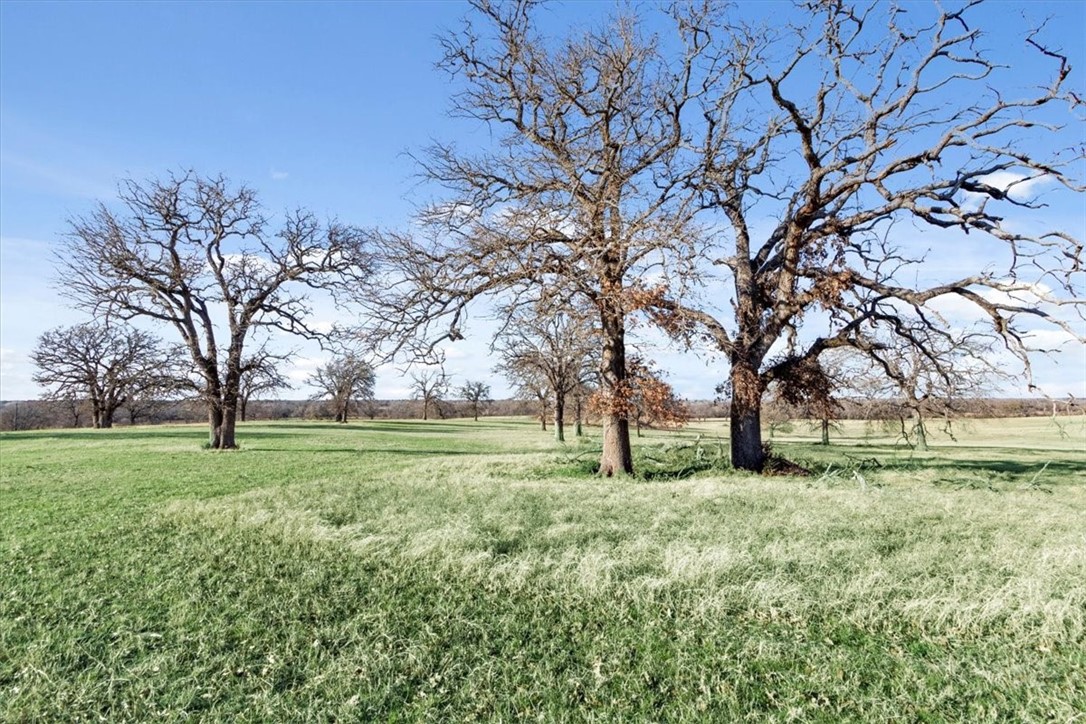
[2,416,1084,721]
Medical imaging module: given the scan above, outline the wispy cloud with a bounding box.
[270,169,290,181]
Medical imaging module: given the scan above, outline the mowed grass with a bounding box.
[1,417,1084,721]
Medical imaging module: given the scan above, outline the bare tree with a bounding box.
[364,1,718,474]
[31,322,173,429]
[500,365,552,432]
[239,353,292,422]
[640,1,1084,470]
[847,332,1002,450]
[308,354,376,423]
[493,302,598,442]
[410,369,449,421]
[458,380,492,421]
[58,171,372,448]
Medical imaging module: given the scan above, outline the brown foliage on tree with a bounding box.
[590,358,689,438]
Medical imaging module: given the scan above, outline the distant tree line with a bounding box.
[1,395,1075,433]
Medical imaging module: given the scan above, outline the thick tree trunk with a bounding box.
[217,405,238,449]
[600,414,633,476]
[598,306,634,476]
[554,393,565,442]
[820,417,830,446]
[240,396,249,423]
[209,406,224,448]
[574,393,583,437]
[730,360,766,472]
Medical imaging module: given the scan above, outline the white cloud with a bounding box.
[959,171,1057,211]
[270,169,290,181]
[978,171,1055,200]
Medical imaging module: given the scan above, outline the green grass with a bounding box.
[2,417,1084,721]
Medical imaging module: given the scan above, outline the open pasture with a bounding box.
[1,417,1084,721]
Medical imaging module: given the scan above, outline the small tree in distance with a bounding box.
[239,354,292,422]
[458,380,492,421]
[308,355,376,423]
[410,369,449,421]
[494,303,598,442]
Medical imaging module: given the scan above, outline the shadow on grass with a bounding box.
[243,446,482,456]
[1,429,206,442]
[247,421,515,435]
[917,458,1086,477]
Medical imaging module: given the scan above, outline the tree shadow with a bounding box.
[242,446,481,456]
[1,429,205,442]
[914,457,1086,477]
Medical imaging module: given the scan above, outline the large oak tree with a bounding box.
[646,0,1083,470]
[31,321,176,429]
[59,171,372,448]
[366,0,717,474]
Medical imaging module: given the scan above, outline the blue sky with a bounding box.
[2,0,1084,402]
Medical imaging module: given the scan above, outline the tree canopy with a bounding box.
[58,171,372,448]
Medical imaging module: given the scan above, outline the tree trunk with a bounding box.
[240,395,249,423]
[914,413,929,451]
[729,360,766,472]
[217,405,238,449]
[600,414,633,477]
[574,393,583,437]
[554,393,565,442]
[209,406,224,448]
[598,305,633,476]
[820,417,830,446]
[422,400,429,421]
